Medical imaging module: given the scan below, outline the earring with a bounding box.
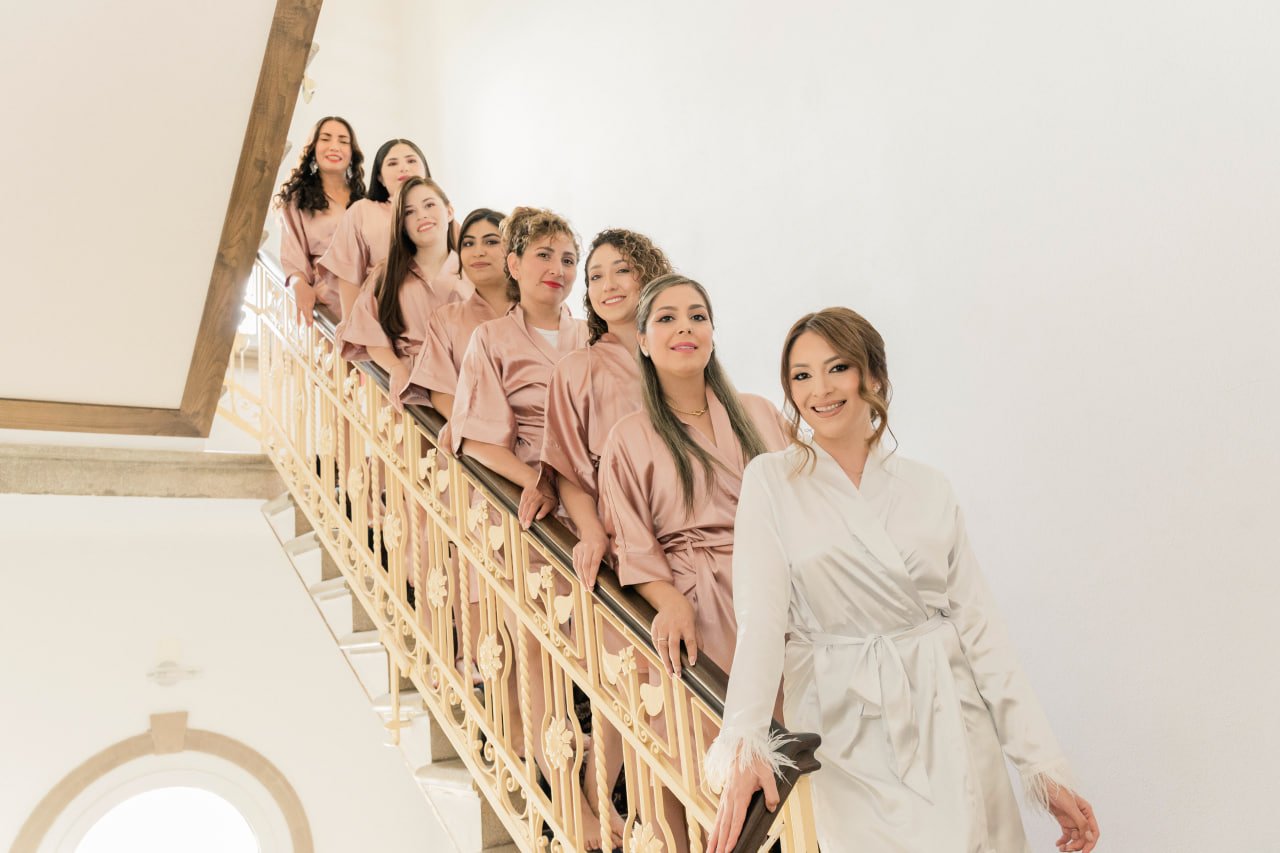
[345,166,353,179]
[639,348,650,358]
[309,159,317,174]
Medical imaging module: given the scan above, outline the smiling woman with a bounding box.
[337,176,462,407]
[704,307,1099,853]
[318,138,432,320]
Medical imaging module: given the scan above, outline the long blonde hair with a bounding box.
[780,307,892,472]
[636,274,769,515]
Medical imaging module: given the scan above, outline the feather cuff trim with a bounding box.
[703,728,797,792]
[1021,759,1078,815]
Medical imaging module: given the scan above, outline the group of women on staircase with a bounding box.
[276,116,1101,853]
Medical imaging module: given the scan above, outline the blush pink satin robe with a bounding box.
[406,290,510,411]
[317,198,393,292]
[279,200,344,314]
[599,393,789,672]
[338,253,464,403]
[449,305,590,465]
[540,333,642,505]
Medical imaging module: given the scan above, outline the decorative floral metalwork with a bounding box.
[425,568,448,608]
[383,511,403,549]
[630,822,665,853]
[477,634,503,681]
[542,717,575,771]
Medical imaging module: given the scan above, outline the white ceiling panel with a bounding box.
[0,1,276,407]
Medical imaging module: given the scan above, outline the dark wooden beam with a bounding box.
[0,398,200,437]
[181,0,324,435]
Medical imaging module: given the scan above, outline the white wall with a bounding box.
[0,495,447,853]
[398,2,1280,849]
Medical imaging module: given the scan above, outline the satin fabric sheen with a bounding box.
[279,199,344,314]
[598,394,789,672]
[709,442,1072,852]
[338,254,464,402]
[317,198,392,289]
[449,304,589,465]
[540,333,644,504]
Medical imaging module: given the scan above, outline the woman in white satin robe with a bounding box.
[705,308,1099,853]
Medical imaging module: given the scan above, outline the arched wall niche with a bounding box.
[11,712,313,853]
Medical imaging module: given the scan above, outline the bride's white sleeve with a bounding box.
[946,492,1076,811]
[703,459,795,790]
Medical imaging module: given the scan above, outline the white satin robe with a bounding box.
[705,442,1073,853]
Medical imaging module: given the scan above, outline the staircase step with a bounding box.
[372,690,426,717]
[337,630,383,654]
[283,531,319,556]
[415,757,474,792]
[309,577,349,601]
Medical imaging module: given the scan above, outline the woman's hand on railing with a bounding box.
[640,582,699,677]
[571,530,608,590]
[387,363,409,412]
[707,754,780,853]
[517,479,556,529]
[292,278,317,327]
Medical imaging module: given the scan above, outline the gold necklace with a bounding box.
[666,398,708,417]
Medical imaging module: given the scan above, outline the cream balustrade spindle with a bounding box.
[251,253,821,853]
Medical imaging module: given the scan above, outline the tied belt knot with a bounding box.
[791,613,947,802]
[659,530,735,602]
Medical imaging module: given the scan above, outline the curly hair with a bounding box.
[367,138,431,202]
[274,116,366,213]
[582,229,673,344]
[500,206,579,302]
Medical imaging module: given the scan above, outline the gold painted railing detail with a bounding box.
[253,256,820,853]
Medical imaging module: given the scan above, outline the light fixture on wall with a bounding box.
[146,640,201,687]
[300,42,319,104]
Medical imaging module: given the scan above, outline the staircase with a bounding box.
[249,253,821,853]
[262,493,517,853]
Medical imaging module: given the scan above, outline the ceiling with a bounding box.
[0,0,314,434]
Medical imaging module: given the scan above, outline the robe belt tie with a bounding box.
[660,531,735,603]
[791,613,947,802]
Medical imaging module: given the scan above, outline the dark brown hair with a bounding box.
[374,177,456,347]
[583,229,673,344]
[274,116,366,212]
[780,307,892,471]
[367,138,431,202]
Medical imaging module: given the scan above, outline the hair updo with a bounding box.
[500,206,579,302]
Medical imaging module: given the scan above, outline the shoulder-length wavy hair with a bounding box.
[583,229,673,345]
[779,307,893,473]
[500,207,579,303]
[635,273,769,515]
[367,138,432,203]
[274,116,366,212]
[374,176,457,346]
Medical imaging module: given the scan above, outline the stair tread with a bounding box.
[371,690,425,714]
[308,576,349,600]
[337,630,383,654]
[415,758,477,792]
[284,531,319,555]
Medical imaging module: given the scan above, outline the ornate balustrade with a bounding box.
[252,254,820,853]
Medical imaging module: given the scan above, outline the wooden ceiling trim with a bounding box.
[181,0,324,435]
[0,0,323,438]
[0,398,201,437]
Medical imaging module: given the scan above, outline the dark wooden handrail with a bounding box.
[257,251,819,849]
